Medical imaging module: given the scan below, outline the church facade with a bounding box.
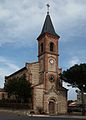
[5,11,67,114]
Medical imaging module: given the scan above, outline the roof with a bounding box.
[69,101,77,107]
[5,62,39,79]
[5,67,27,79]
[39,13,60,38]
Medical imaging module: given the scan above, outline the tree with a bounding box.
[4,75,32,103]
[61,63,86,115]
[4,77,18,97]
[61,63,86,92]
[17,75,32,103]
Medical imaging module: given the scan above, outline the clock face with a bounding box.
[49,59,54,64]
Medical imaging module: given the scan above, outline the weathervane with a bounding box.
[47,4,50,14]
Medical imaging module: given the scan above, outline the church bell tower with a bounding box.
[37,5,60,91]
[35,4,67,115]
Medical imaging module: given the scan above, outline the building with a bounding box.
[77,91,86,108]
[4,8,67,114]
[0,88,8,100]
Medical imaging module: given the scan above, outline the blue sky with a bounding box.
[0,0,86,100]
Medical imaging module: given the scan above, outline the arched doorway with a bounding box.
[49,99,56,114]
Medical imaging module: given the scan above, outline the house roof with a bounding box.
[69,101,77,107]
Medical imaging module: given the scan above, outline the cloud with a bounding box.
[0,69,5,88]
[68,56,80,67]
[0,0,86,46]
[0,56,19,70]
[0,56,20,87]
[0,0,45,46]
[68,87,77,100]
[0,68,5,77]
[53,0,86,23]
[51,0,86,43]
[63,82,77,100]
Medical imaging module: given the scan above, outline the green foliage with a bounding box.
[61,63,86,92]
[4,75,32,103]
[4,78,18,96]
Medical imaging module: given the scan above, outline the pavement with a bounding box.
[56,115,86,119]
[0,109,86,119]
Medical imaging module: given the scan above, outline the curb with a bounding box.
[0,109,86,119]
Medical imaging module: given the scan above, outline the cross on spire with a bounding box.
[47,4,50,14]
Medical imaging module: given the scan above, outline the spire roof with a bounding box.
[40,13,60,38]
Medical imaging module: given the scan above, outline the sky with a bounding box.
[0,0,86,100]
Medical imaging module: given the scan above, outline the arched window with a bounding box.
[41,43,43,52]
[50,42,54,52]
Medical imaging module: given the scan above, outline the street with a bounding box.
[0,111,86,120]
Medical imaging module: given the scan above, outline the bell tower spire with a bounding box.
[37,4,60,39]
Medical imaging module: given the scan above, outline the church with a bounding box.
[5,7,67,114]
